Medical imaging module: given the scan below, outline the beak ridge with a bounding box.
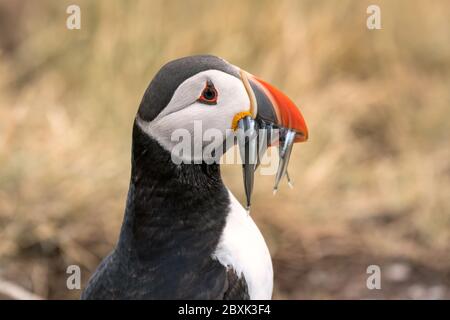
[235,71,308,210]
[248,75,308,142]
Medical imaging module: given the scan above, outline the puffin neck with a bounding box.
[116,123,229,259]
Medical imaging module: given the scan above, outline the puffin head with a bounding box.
[136,55,308,208]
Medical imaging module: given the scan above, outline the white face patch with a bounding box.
[137,69,250,162]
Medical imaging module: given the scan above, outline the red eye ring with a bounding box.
[198,81,218,105]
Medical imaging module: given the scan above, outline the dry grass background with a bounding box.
[0,0,449,299]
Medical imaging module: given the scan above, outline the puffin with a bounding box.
[81,55,308,300]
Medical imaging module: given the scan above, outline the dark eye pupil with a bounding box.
[203,87,215,100]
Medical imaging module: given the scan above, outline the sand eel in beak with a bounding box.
[236,70,308,209]
[81,55,308,300]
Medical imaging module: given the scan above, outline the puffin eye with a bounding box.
[198,81,218,105]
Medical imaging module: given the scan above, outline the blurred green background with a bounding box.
[0,0,449,299]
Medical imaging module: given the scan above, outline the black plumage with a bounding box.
[138,55,239,122]
[82,93,249,299]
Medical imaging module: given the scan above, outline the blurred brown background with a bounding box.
[0,0,449,299]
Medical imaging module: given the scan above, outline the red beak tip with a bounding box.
[249,75,308,143]
[295,131,308,143]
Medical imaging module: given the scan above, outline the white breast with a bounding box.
[212,190,273,299]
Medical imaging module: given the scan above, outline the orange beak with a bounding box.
[236,71,308,210]
[248,75,308,143]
